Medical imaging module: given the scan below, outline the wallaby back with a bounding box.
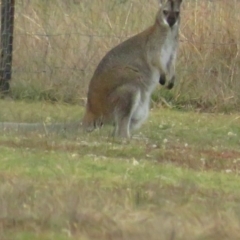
[82,0,183,137]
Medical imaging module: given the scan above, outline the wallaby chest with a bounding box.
[160,28,177,71]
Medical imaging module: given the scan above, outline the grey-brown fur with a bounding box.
[82,0,183,138]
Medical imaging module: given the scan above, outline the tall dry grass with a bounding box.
[11,0,240,111]
[176,0,240,111]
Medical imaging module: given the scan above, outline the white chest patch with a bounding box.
[160,30,176,71]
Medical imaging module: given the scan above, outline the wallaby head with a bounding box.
[158,0,182,28]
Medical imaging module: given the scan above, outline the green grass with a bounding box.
[1,146,240,192]
[1,100,240,239]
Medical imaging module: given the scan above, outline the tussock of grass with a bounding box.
[9,0,240,111]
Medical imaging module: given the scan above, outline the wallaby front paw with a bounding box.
[167,82,174,89]
[167,76,175,89]
[159,74,166,85]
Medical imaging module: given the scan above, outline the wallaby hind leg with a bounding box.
[130,96,150,132]
[110,84,140,138]
[114,116,131,138]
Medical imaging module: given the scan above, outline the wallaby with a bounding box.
[82,0,183,138]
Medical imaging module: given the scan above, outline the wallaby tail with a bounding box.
[82,106,103,132]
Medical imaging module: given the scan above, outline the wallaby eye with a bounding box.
[163,10,168,15]
[175,11,180,17]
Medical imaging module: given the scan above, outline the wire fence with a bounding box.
[1,0,240,106]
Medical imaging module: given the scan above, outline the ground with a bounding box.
[0,100,240,240]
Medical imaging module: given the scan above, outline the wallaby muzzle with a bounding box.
[166,13,177,27]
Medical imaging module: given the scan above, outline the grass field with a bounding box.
[1,100,240,240]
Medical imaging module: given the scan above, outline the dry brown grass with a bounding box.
[177,0,240,111]
[10,0,240,111]
[1,176,240,240]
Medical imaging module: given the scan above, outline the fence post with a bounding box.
[0,0,15,94]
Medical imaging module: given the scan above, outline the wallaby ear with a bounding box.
[158,0,164,6]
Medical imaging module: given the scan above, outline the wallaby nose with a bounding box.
[167,16,176,27]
